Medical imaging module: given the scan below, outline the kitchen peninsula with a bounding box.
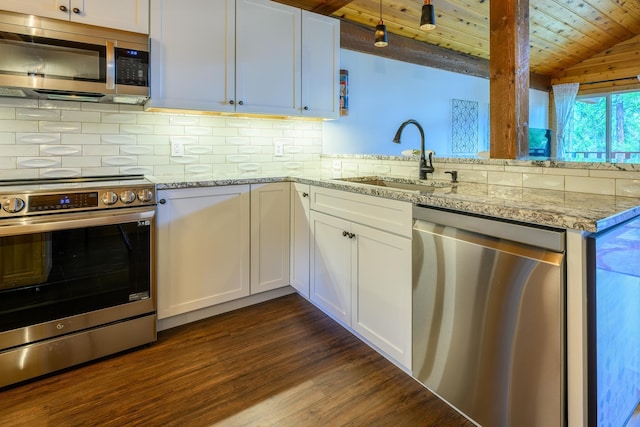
[152,153,640,427]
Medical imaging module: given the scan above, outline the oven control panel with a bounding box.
[0,185,156,217]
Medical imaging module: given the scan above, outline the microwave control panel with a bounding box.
[115,48,149,87]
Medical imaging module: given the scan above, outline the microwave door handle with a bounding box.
[106,40,115,90]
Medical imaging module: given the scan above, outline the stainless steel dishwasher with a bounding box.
[412,206,566,427]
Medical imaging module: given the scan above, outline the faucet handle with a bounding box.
[444,170,458,183]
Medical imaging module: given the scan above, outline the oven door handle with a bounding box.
[0,207,155,237]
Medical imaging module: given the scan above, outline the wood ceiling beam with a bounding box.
[340,19,550,91]
[312,0,355,15]
[489,0,530,159]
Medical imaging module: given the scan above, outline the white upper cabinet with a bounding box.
[147,0,338,118]
[0,0,150,33]
[148,0,235,111]
[235,0,301,116]
[301,11,340,119]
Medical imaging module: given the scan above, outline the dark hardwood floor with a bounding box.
[0,294,473,426]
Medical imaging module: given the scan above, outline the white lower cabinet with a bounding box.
[290,183,311,298]
[156,186,250,319]
[309,186,412,369]
[250,182,290,294]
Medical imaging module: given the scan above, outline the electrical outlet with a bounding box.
[274,142,284,157]
[171,141,184,157]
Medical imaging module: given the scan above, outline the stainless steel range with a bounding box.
[0,175,157,388]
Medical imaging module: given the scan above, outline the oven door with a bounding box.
[0,207,155,350]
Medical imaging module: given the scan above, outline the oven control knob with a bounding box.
[2,197,25,213]
[120,190,136,204]
[137,189,154,203]
[101,191,118,206]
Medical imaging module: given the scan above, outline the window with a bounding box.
[566,90,640,162]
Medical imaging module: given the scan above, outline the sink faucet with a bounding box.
[392,119,434,179]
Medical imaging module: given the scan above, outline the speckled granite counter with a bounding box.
[151,174,640,233]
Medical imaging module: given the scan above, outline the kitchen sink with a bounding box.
[337,176,452,192]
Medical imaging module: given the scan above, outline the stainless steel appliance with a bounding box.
[587,217,640,427]
[412,206,566,427]
[0,175,156,388]
[0,10,149,104]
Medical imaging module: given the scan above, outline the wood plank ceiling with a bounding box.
[281,0,640,81]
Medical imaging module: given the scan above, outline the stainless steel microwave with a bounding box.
[0,10,149,104]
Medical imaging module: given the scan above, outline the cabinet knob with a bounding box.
[348,232,356,239]
[72,7,81,13]
[229,100,234,105]
[238,100,244,106]
[342,230,348,237]
[303,106,309,111]
[59,5,68,12]
[302,192,308,198]
[158,199,167,204]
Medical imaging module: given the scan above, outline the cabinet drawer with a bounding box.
[310,186,412,238]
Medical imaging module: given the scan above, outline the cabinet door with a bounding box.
[0,0,149,33]
[250,182,290,294]
[301,11,339,119]
[351,223,412,369]
[148,0,235,111]
[290,183,310,298]
[156,186,250,319]
[73,0,149,33]
[310,210,352,326]
[235,0,300,116]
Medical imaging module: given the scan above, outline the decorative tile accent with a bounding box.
[16,108,60,121]
[40,168,81,178]
[120,124,154,134]
[121,166,154,175]
[102,134,137,145]
[185,145,212,155]
[102,156,137,166]
[39,121,81,133]
[17,133,60,145]
[40,145,81,156]
[170,156,198,164]
[120,145,154,155]
[101,113,137,123]
[18,157,61,168]
[239,163,260,171]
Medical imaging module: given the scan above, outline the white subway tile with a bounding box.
[170,115,199,126]
[40,168,81,178]
[121,124,154,134]
[61,110,101,122]
[185,145,212,155]
[615,179,640,197]
[523,173,564,190]
[0,132,15,144]
[18,157,61,168]
[154,165,185,176]
[62,133,100,145]
[138,135,170,145]
[228,154,251,163]
[39,100,81,110]
[102,134,137,145]
[40,121,81,133]
[153,125,184,135]
[565,176,615,195]
[82,167,119,176]
[83,145,119,156]
[101,112,137,123]
[185,126,213,136]
[2,145,39,156]
[81,103,119,112]
[170,155,198,164]
[82,123,120,134]
[137,113,171,125]
[41,145,82,156]
[0,98,38,108]
[17,108,60,121]
[488,171,523,186]
[102,156,137,166]
[17,133,60,145]
[543,167,589,177]
[0,119,38,132]
[62,156,101,168]
[121,166,154,175]
[120,145,154,156]
[185,164,213,174]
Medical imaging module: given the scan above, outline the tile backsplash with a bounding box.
[0,97,322,179]
[322,154,640,198]
[2,96,640,199]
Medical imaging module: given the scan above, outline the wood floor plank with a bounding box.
[0,294,474,426]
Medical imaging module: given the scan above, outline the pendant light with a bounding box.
[420,0,436,31]
[374,0,388,47]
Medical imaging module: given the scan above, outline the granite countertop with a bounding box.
[151,173,640,233]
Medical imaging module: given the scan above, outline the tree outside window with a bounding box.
[567,91,640,163]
